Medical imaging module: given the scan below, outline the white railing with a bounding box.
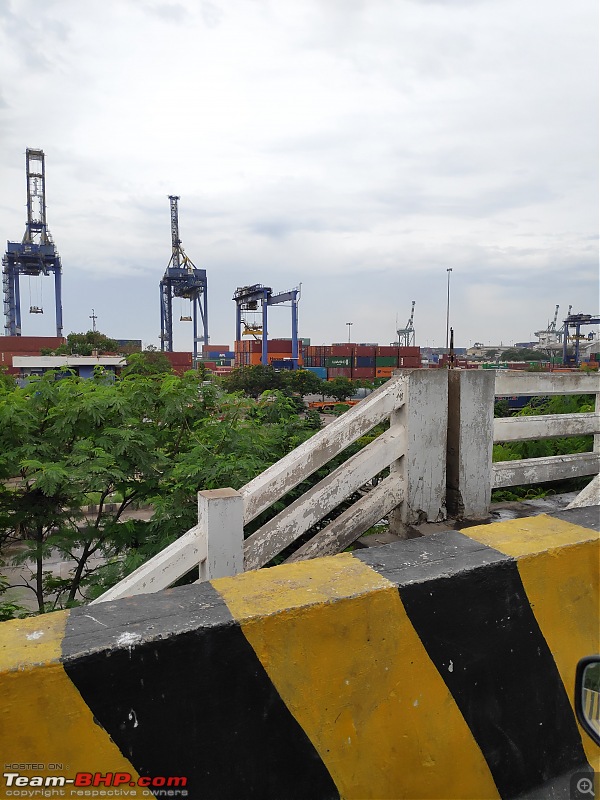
[492,371,599,489]
[93,369,448,603]
[447,369,599,519]
[93,368,598,604]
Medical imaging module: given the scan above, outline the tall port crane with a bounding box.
[396,301,415,347]
[2,148,63,337]
[159,196,208,361]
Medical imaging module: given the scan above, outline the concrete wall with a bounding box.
[1,509,598,799]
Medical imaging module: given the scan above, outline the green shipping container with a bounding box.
[375,356,398,367]
[326,356,352,368]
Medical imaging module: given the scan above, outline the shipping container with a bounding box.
[376,346,399,357]
[398,346,420,357]
[202,344,230,353]
[354,346,377,357]
[352,367,376,379]
[375,356,398,367]
[326,356,352,368]
[0,336,65,353]
[327,368,353,378]
[271,360,294,370]
[330,345,354,357]
[305,366,327,379]
[375,367,394,378]
[355,356,376,368]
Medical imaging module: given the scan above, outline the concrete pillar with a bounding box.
[198,488,244,581]
[388,369,448,537]
[446,370,495,520]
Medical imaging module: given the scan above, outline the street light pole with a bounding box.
[445,268,452,352]
[346,322,353,343]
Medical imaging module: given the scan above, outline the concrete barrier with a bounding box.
[0,508,598,799]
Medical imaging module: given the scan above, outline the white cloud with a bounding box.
[0,0,597,350]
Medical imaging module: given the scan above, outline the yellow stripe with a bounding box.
[464,515,600,769]
[214,554,499,800]
[0,611,140,778]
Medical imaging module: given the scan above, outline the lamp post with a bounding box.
[445,268,452,352]
[346,322,353,343]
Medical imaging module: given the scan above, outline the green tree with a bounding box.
[42,330,119,356]
[499,348,545,362]
[221,365,284,398]
[121,350,174,377]
[281,369,325,397]
[0,370,323,614]
[324,377,356,402]
[0,367,16,392]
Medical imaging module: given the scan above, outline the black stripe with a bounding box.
[355,532,588,799]
[63,583,339,800]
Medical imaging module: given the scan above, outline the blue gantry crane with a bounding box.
[562,313,600,366]
[159,195,208,361]
[2,148,63,337]
[233,284,300,368]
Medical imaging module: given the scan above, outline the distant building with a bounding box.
[12,355,125,380]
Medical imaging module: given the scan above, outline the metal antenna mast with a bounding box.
[159,196,208,361]
[2,148,63,336]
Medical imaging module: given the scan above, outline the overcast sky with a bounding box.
[1,0,598,351]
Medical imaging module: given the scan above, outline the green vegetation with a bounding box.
[0,369,320,616]
[491,393,594,501]
[41,330,119,356]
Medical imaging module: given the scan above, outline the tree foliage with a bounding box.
[0,371,319,615]
[491,393,594,500]
[42,330,119,356]
[121,350,174,377]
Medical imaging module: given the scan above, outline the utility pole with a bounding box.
[445,268,453,352]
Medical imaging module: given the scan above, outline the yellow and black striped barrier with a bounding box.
[0,508,598,799]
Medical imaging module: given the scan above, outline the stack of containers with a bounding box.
[353,344,377,379]
[326,344,353,379]
[164,352,193,374]
[397,346,421,368]
[233,339,304,368]
[375,346,398,379]
[201,344,235,369]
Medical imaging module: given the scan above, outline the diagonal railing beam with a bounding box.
[241,377,405,524]
[244,426,406,570]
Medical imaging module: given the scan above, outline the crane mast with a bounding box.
[159,196,208,361]
[2,148,63,336]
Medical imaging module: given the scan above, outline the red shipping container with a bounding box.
[330,346,353,357]
[376,346,398,357]
[1,336,65,353]
[352,367,375,379]
[202,344,230,353]
[327,367,352,379]
[267,339,293,352]
[398,347,420,357]
[354,346,377,356]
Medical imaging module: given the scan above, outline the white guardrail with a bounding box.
[93,369,597,604]
[492,372,600,489]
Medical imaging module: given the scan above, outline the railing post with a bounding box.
[198,488,244,581]
[388,369,448,537]
[446,370,495,520]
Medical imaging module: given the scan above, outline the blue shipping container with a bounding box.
[207,351,235,359]
[305,366,327,379]
[271,360,294,370]
[355,356,375,368]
